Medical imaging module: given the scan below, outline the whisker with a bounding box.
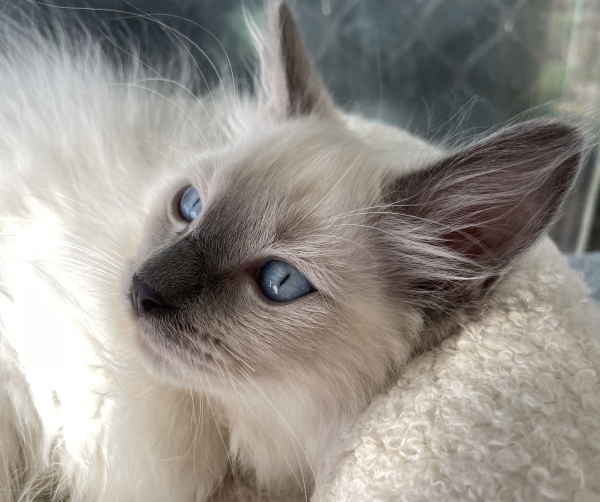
[236,367,320,502]
[0,193,132,257]
[127,77,220,141]
[307,233,376,262]
[94,27,178,96]
[118,84,209,148]
[118,2,230,149]
[222,369,306,495]
[0,254,118,286]
[198,367,238,483]
[46,259,119,280]
[0,235,123,274]
[122,1,227,104]
[218,343,256,373]
[147,12,236,101]
[207,340,312,498]
[55,242,123,270]
[125,6,214,101]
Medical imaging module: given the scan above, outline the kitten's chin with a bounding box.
[133,325,218,389]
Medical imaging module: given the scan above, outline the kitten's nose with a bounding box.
[131,274,171,316]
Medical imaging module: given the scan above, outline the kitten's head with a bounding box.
[125,3,584,408]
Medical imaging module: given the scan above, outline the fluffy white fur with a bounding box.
[0,11,232,502]
[0,3,598,502]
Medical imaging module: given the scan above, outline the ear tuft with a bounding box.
[259,1,336,120]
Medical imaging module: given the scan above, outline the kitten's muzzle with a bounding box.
[131,274,173,317]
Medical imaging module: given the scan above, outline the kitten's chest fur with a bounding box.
[214,387,345,495]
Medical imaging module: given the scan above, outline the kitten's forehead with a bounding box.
[213,121,382,215]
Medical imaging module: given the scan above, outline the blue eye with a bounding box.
[179,186,202,222]
[258,260,314,302]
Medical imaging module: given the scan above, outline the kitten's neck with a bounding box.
[214,383,354,492]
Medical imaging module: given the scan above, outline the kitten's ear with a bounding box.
[379,119,585,311]
[259,2,336,120]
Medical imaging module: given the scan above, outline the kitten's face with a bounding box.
[123,2,582,408]
[126,120,418,401]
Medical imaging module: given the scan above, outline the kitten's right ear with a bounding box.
[258,1,336,121]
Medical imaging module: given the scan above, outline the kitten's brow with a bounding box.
[290,153,362,231]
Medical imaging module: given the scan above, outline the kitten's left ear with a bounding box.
[375,119,585,319]
[259,2,336,120]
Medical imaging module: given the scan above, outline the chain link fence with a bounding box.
[26,0,600,251]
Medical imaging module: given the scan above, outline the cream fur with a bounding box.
[0,3,598,502]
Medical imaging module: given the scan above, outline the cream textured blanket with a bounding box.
[315,239,600,502]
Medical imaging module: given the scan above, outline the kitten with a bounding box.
[0,2,585,501]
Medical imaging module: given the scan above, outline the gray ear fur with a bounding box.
[259,2,336,120]
[375,119,585,344]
